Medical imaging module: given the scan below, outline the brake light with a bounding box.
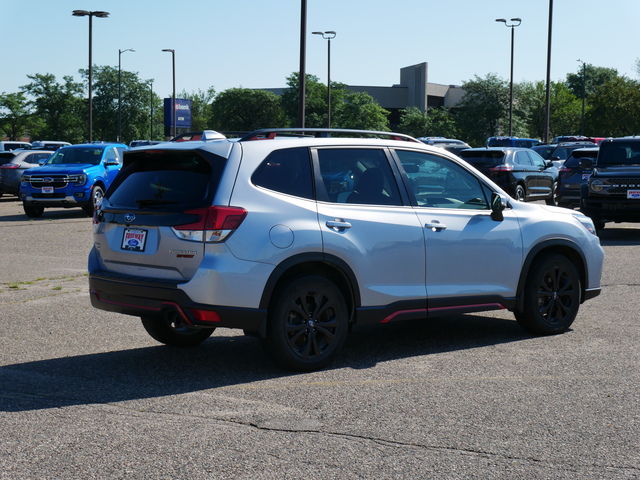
[0,164,19,169]
[559,165,572,173]
[489,164,514,172]
[172,206,247,243]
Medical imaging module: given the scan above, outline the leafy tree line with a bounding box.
[1,62,639,145]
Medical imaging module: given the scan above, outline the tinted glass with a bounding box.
[317,148,401,205]
[396,150,490,209]
[459,150,505,167]
[251,147,313,199]
[107,150,224,209]
[598,141,640,165]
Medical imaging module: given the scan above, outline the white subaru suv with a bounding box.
[88,129,604,371]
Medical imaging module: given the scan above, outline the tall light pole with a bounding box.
[312,30,337,128]
[298,0,307,128]
[118,48,135,143]
[149,81,154,140]
[73,10,110,143]
[544,0,553,143]
[162,49,176,138]
[496,17,521,137]
[577,59,587,136]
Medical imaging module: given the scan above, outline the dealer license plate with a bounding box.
[627,190,640,199]
[41,186,54,194]
[121,228,147,252]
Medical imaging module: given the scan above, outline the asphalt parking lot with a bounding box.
[0,197,638,479]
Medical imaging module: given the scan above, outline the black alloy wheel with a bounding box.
[515,254,581,335]
[265,275,349,371]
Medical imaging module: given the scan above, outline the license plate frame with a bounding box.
[121,228,148,252]
[627,189,640,199]
[41,186,54,194]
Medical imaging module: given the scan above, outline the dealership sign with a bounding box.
[163,98,192,128]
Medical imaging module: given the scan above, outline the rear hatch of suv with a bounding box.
[459,150,505,175]
[93,144,235,282]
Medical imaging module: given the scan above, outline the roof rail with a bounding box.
[170,130,227,142]
[238,128,421,143]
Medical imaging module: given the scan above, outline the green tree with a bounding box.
[333,91,389,131]
[0,92,36,140]
[210,88,286,131]
[456,74,509,146]
[281,73,337,127]
[517,81,581,139]
[397,107,430,137]
[178,87,216,131]
[566,64,619,99]
[87,66,159,143]
[397,107,459,139]
[586,77,640,136]
[21,73,85,143]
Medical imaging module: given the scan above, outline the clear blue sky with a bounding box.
[4,0,639,100]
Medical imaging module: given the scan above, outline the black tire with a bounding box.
[23,204,44,218]
[545,182,559,206]
[141,314,215,347]
[264,275,349,372]
[83,185,104,216]
[515,254,581,335]
[514,184,526,202]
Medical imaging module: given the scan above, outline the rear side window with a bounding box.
[252,147,313,199]
[107,150,225,209]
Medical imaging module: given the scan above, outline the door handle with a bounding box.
[425,221,447,232]
[326,219,352,232]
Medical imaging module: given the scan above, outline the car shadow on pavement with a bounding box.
[596,226,640,246]
[0,313,533,412]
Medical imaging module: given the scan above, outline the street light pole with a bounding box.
[496,17,521,137]
[577,59,586,136]
[162,49,176,138]
[149,81,154,140]
[118,48,135,143]
[73,10,110,143]
[312,30,337,128]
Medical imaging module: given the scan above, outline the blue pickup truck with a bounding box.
[20,143,128,218]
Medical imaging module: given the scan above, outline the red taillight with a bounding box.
[172,206,247,243]
[0,164,19,169]
[559,166,573,173]
[489,164,514,172]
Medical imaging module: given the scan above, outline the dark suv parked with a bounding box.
[580,137,640,230]
[459,147,558,203]
[557,147,599,209]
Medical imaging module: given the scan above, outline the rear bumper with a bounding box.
[89,271,266,333]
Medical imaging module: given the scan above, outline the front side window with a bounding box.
[317,148,402,206]
[395,150,491,210]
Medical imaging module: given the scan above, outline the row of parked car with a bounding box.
[417,135,603,208]
[1,133,637,234]
[0,141,128,217]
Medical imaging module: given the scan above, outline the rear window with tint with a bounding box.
[107,150,225,210]
[459,150,505,167]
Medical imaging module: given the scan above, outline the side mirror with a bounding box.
[104,159,119,166]
[490,192,507,221]
[579,157,594,169]
[38,159,47,165]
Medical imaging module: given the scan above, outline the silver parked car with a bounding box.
[88,128,604,371]
[0,150,54,196]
